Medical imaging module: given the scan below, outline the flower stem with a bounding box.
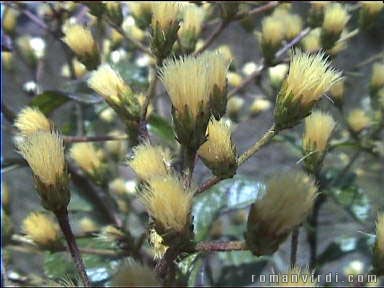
[237,124,278,166]
[55,209,90,287]
[290,227,300,267]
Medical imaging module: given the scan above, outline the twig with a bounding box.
[233,1,280,20]
[1,102,16,123]
[13,4,50,31]
[63,134,128,143]
[275,27,311,59]
[290,227,299,266]
[195,240,247,252]
[193,21,228,55]
[55,209,90,287]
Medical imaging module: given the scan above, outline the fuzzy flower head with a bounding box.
[198,119,237,178]
[303,111,336,153]
[250,98,272,116]
[246,171,317,255]
[17,132,65,186]
[22,212,60,248]
[322,3,349,34]
[141,176,193,237]
[301,28,321,53]
[179,4,206,39]
[277,266,317,287]
[62,24,100,70]
[283,14,303,40]
[159,54,211,120]
[128,143,171,182]
[360,2,384,15]
[275,49,342,129]
[261,16,285,47]
[347,109,371,133]
[109,178,128,196]
[15,107,52,137]
[302,111,336,172]
[111,261,158,287]
[69,143,104,177]
[151,2,182,31]
[88,64,132,105]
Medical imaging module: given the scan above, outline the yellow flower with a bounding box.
[303,111,336,153]
[370,62,384,91]
[268,63,289,89]
[149,228,169,259]
[198,119,237,178]
[2,51,13,71]
[227,96,244,119]
[129,2,152,19]
[227,72,243,88]
[22,212,60,247]
[275,49,342,129]
[141,176,193,233]
[246,171,317,255]
[2,181,10,209]
[216,45,234,64]
[62,24,99,70]
[69,143,103,176]
[2,7,19,34]
[61,58,87,78]
[151,2,182,31]
[111,261,158,287]
[301,28,321,53]
[128,143,171,181]
[347,109,371,133]
[17,132,65,186]
[322,3,349,34]
[15,107,52,137]
[88,64,132,105]
[277,266,317,287]
[261,16,285,47]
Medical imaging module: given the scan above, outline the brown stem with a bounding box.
[290,227,300,267]
[193,20,228,55]
[195,176,221,195]
[233,1,280,20]
[195,240,247,252]
[55,209,90,287]
[63,134,128,143]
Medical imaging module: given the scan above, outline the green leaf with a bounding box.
[61,79,103,104]
[43,252,76,279]
[29,91,69,115]
[193,176,264,241]
[147,114,175,145]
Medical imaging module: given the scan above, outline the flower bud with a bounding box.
[359,2,384,30]
[109,178,129,196]
[2,7,19,35]
[128,142,172,182]
[129,2,153,30]
[15,107,52,137]
[347,109,371,134]
[2,52,13,71]
[17,36,46,67]
[22,212,61,249]
[106,2,123,27]
[227,72,243,88]
[274,49,342,130]
[70,143,107,183]
[321,3,349,49]
[79,217,98,234]
[99,107,116,123]
[301,28,321,53]
[282,14,303,41]
[329,78,345,108]
[227,96,244,121]
[61,58,87,79]
[178,4,206,53]
[268,64,289,90]
[2,181,10,213]
[198,119,237,179]
[259,16,285,64]
[245,171,317,256]
[17,132,70,212]
[370,62,384,97]
[302,111,336,173]
[249,98,272,116]
[111,261,159,287]
[373,213,384,275]
[141,176,194,247]
[62,24,100,70]
[150,2,182,61]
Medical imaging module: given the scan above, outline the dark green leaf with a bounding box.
[29,91,69,115]
[147,114,175,145]
[43,252,76,279]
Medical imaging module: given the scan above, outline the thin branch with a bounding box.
[290,227,299,266]
[63,134,128,143]
[275,27,311,59]
[233,1,280,20]
[194,240,247,252]
[1,102,16,123]
[193,21,228,56]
